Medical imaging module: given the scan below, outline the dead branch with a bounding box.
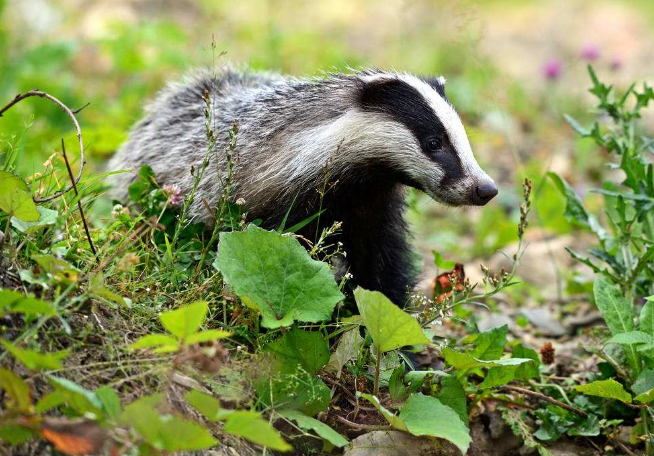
[333,415,392,431]
[499,385,588,418]
[0,90,87,203]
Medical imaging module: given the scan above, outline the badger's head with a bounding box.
[355,72,497,206]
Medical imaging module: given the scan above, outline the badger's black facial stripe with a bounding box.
[359,78,463,181]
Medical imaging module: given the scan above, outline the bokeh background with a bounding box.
[1,0,653,307]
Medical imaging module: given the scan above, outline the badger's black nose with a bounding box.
[472,182,498,206]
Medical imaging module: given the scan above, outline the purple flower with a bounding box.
[163,184,183,206]
[580,44,600,61]
[543,59,562,81]
[609,56,622,71]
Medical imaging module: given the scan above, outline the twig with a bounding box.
[499,385,588,418]
[61,139,96,257]
[0,90,86,202]
[333,415,392,431]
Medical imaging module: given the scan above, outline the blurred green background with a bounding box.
[1,0,653,288]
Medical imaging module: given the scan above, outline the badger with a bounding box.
[108,65,497,306]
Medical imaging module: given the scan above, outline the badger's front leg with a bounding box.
[339,186,417,306]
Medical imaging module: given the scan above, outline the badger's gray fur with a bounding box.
[109,65,497,305]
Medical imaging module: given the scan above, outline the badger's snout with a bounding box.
[471,180,498,206]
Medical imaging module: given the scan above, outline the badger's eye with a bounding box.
[426,137,442,153]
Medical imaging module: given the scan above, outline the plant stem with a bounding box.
[374,345,381,397]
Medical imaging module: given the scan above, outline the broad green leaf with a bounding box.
[0,368,31,412]
[548,172,605,239]
[354,288,429,353]
[442,347,532,372]
[399,393,471,454]
[1,341,68,371]
[129,334,180,353]
[593,277,634,335]
[324,327,363,378]
[0,290,55,316]
[160,301,207,340]
[186,329,232,344]
[433,250,456,270]
[633,369,654,396]
[88,274,126,306]
[11,206,58,233]
[215,225,344,328]
[0,171,39,221]
[47,376,103,416]
[185,389,225,422]
[278,409,348,448]
[254,366,331,416]
[575,379,632,403]
[513,344,540,382]
[32,254,79,284]
[634,388,654,404]
[96,387,122,421]
[0,424,35,444]
[121,398,217,451]
[640,298,654,336]
[437,376,468,425]
[266,327,329,374]
[471,325,508,361]
[606,331,654,346]
[222,411,291,451]
[358,393,408,431]
[35,391,66,413]
[478,365,517,389]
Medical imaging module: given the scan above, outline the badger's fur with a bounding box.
[108,65,497,305]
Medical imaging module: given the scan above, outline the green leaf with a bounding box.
[433,250,456,270]
[354,288,429,353]
[222,411,292,451]
[0,424,35,444]
[0,290,55,316]
[185,389,224,422]
[593,277,634,336]
[442,347,533,372]
[0,368,31,412]
[633,370,654,396]
[564,114,590,136]
[35,391,66,413]
[575,379,632,403]
[640,298,654,336]
[437,376,468,425]
[358,393,408,431]
[254,366,331,416]
[215,225,344,328]
[471,325,508,360]
[11,206,58,233]
[47,375,103,416]
[0,171,39,221]
[634,388,654,404]
[324,327,363,378]
[129,334,180,353]
[88,273,126,306]
[606,331,654,346]
[399,393,471,454]
[266,327,329,374]
[185,329,232,344]
[548,172,605,239]
[160,301,207,340]
[121,398,217,451]
[478,365,517,389]
[513,344,541,382]
[96,386,122,421]
[32,254,79,284]
[1,341,68,371]
[278,409,348,448]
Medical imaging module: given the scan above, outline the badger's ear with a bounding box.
[358,77,415,111]
[423,76,447,99]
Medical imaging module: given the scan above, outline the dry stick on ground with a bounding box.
[333,415,392,432]
[500,385,588,418]
[61,139,97,257]
[0,89,88,202]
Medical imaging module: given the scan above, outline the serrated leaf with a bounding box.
[160,301,207,340]
[222,411,291,451]
[634,388,654,404]
[0,368,31,412]
[185,329,231,344]
[593,277,634,336]
[575,379,632,403]
[1,341,68,371]
[0,171,39,221]
[605,331,654,346]
[548,172,605,239]
[185,389,225,422]
[399,393,471,454]
[129,334,180,353]
[278,409,348,448]
[471,325,508,360]
[215,225,343,328]
[254,366,330,416]
[478,365,517,389]
[266,327,329,375]
[513,344,540,382]
[354,288,429,353]
[437,376,468,425]
[442,347,533,372]
[324,327,363,378]
[11,206,58,233]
